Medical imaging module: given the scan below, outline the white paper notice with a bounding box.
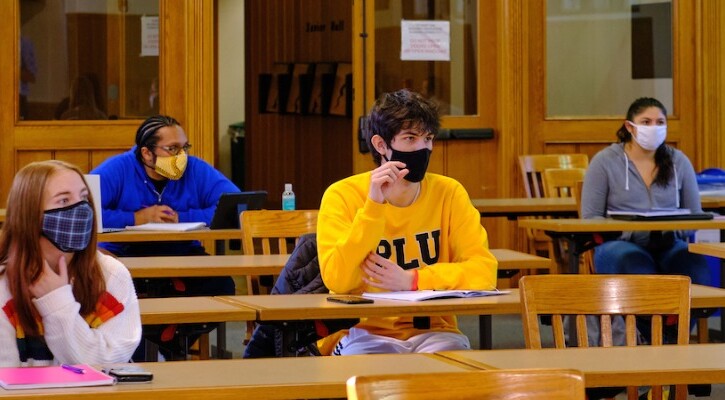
[400,20,450,61]
[140,16,159,57]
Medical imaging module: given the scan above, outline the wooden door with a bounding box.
[0,0,216,206]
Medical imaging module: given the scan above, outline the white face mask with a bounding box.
[630,122,667,151]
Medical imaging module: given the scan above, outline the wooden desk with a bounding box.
[688,242,725,342]
[220,284,724,350]
[139,296,256,360]
[118,249,550,278]
[222,291,521,351]
[97,229,242,255]
[472,198,577,219]
[120,254,289,278]
[220,285,725,322]
[702,196,725,210]
[517,218,725,274]
[122,249,546,352]
[491,248,552,272]
[220,292,522,321]
[438,343,725,388]
[139,296,255,325]
[689,242,725,259]
[473,196,725,220]
[97,228,242,242]
[518,218,725,233]
[0,354,471,399]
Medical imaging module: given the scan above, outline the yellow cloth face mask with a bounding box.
[154,150,188,180]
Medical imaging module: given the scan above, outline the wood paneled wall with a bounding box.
[245,1,353,210]
[4,0,724,252]
[246,0,725,251]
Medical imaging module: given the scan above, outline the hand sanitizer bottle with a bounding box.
[282,183,295,210]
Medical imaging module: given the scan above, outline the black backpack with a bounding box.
[243,233,357,357]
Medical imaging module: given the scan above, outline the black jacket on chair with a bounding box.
[243,233,357,358]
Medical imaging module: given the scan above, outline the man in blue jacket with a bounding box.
[91,114,239,359]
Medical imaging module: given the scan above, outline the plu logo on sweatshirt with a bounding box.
[376,230,440,269]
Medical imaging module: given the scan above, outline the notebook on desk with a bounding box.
[0,364,114,390]
[125,222,207,231]
[608,209,714,221]
[210,191,267,229]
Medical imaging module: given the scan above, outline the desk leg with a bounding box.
[548,233,581,274]
[565,238,580,275]
[281,322,296,357]
[479,315,492,349]
[144,339,159,362]
[216,322,227,358]
[550,232,600,275]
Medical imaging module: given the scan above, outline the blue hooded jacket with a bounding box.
[90,146,240,256]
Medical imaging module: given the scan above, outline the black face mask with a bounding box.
[384,148,431,182]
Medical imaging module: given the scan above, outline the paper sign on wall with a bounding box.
[400,20,450,61]
[141,15,159,57]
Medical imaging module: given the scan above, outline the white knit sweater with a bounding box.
[0,252,141,367]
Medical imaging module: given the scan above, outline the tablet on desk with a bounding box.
[210,191,267,229]
[608,210,714,221]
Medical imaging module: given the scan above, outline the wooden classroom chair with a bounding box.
[517,154,589,259]
[346,368,586,400]
[240,209,319,294]
[239,209,318,342]
[519,154,589,198]
[543,167,591,274]
[519,274,691,400]
[542,167,586,198]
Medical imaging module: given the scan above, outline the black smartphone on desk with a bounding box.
[102,366,153,383]
[327,295,374,304]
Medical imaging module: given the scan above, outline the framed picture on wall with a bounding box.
[308,63,336,115]
[328,62,352,117]
[285,63,314,114]
[260,63,292,113]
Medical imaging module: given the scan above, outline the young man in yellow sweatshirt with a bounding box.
[317,89,498,355]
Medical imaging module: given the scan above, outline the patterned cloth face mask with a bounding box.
[154,150,188,180]
[41,200,94,252]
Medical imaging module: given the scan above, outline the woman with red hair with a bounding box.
[0,160,140,367]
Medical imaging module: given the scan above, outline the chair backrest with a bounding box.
[520,274,690,349]
[519,274,690,400]
[518,154,589,198]
[542,168,586,198]
[240,210,318,255]
[346,368,586,400]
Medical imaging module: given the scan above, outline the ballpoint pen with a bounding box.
[61,364,86,374]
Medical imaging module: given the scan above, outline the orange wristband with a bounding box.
[411,269,419,291]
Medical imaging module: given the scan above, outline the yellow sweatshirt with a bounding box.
[317,172,498,341]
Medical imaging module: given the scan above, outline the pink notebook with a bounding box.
[0,364,115,390]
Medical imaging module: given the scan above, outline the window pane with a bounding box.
[546,0,673,117]
[374,0,477,116]
[19,0,159,121]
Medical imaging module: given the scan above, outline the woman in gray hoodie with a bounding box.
[581,97,710,286]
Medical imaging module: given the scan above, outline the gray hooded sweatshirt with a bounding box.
[581,143,702,245]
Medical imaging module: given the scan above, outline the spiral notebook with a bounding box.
[0,364,115,390]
